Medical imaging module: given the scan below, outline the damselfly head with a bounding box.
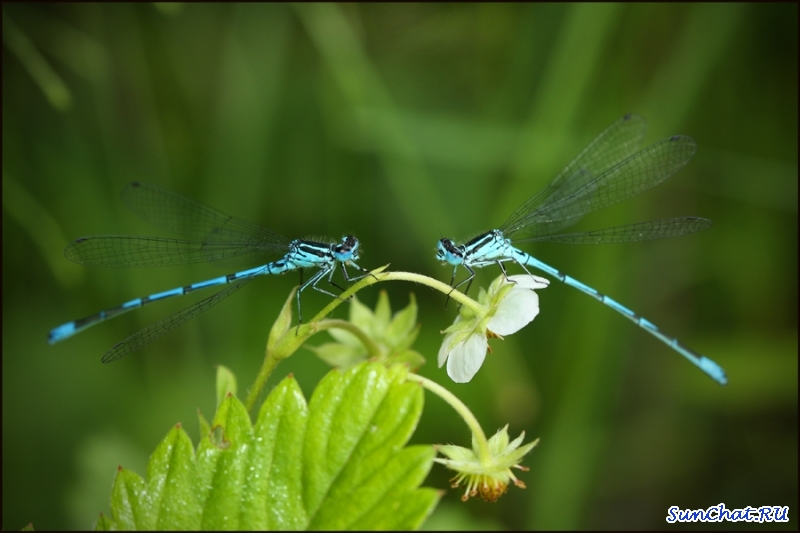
[436,238,463,265]
[333,235,359,262]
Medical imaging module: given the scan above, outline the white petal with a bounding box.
[507,274,550,290]
[447,333,488,383]
[438,315,465,368]
[488,288,539,335]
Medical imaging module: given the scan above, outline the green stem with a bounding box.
[306,267,484,322]
[245,265,485,412]
[380,271,484,315]
[406,373,492,464]
[245,352,282,411]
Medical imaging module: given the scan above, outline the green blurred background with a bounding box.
[2,3,797,530]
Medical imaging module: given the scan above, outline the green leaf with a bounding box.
[197,411,211,442]
[245,372,310,529]
[109,466,150,529]
[197,394,254,528]
[385,293,418,347]
[307,342,366,369]
[102,362,438,530]
[215,365,237,406]
[146,425,200,529]
[386,349,426,372]
[348,294,375,335]
[322,292,421,369]
[326,325,362,349]
[303,364,434,529]
[394,324,421,353]
[373,289,392,335]
[94,513,113,531]
[267,287,296,351]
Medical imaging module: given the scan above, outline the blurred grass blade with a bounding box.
[2,174,83,287]
[642,3,746,130]
[293,3,449,253]
[3,11,72,110]
[503,3,623,221]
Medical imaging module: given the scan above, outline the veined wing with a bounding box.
[519,217,712,244]
[501,135,697,240]
[121,182,290,246]
[101,274,257,363]
[64,235,283,268]
[501,114,648,236]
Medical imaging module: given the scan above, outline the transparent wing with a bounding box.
[501,134,697,240]
[64,235,279,268]
[121,181,291,246]
[501,114,648,236]
[518,217,712,244]
[64,182,294,268]
[101,275,256,363]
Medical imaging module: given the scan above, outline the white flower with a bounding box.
[438,274,549,383]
